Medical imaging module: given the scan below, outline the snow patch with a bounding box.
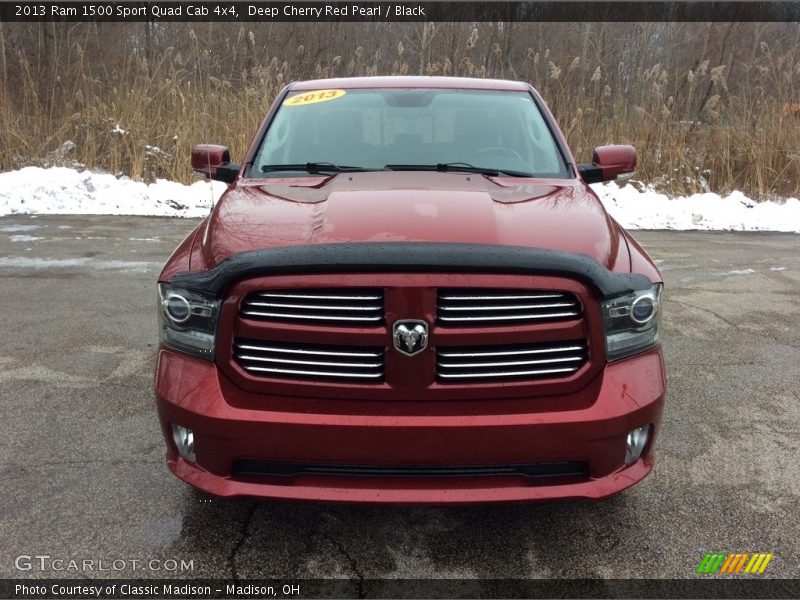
[9,235,43,242]
[725,269,757,275]
[0,166,799,231]
[0,167,226,218]
[591,182,800,232]
[1,224,42,232]
[0,256,160,270]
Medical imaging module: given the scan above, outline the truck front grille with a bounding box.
[436,340,588,382]
[224,276,596,392]
[437,289,581,326]
[234,339,385,382]
[241,289,383,326]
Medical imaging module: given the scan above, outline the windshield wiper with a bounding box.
[384,163,533,178]
[260,162,374,174]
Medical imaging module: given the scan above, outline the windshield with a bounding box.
[248,88,571,178]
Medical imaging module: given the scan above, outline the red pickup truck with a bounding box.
[155,76,665,503]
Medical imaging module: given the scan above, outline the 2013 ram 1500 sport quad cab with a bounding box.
[155,76,665,503]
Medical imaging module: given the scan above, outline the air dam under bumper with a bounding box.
[155,348,665,504]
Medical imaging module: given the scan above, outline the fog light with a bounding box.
[171,424,196,462]
[625,425,651,465]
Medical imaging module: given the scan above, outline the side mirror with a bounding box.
[191,144,240,184]
[578,145,636,184]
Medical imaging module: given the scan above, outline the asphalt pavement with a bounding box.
[1,215,798,584]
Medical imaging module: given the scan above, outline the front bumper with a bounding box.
[155,347,666,504]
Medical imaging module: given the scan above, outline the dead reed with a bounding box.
[1,22,799,200]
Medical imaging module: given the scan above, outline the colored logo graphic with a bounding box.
[696,552,774,575]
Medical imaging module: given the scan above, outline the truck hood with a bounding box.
[199,171,627,271]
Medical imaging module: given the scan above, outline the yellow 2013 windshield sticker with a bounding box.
[283,89,346,106]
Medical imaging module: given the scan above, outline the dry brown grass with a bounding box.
[2,22,799,200]
[0,34,284,183]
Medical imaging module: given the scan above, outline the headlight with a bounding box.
[601,283,662,361]
[157,283,220,360]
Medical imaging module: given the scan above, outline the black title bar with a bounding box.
[3,1,800,22]
[4,578,800,599]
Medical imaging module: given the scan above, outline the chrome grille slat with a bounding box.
[247,301,382,312]
[437,288,581,326]
[242,366,383,379]
[437,340,588,383]
[241,311,383,322]
[438,356,584,369]
[257,292,381,300]
[439,302,575,311]
[237,344,380,358]
[438,345,584,358]
[237,354,382,368]
[439,294,563,301]
[438,367,579,379]
[235,339,384,383]
[438,311,579,322]
[241,288,384,326]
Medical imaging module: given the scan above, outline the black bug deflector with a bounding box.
[169,242,653,299]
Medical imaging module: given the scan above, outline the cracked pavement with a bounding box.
[0,215,798,581]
